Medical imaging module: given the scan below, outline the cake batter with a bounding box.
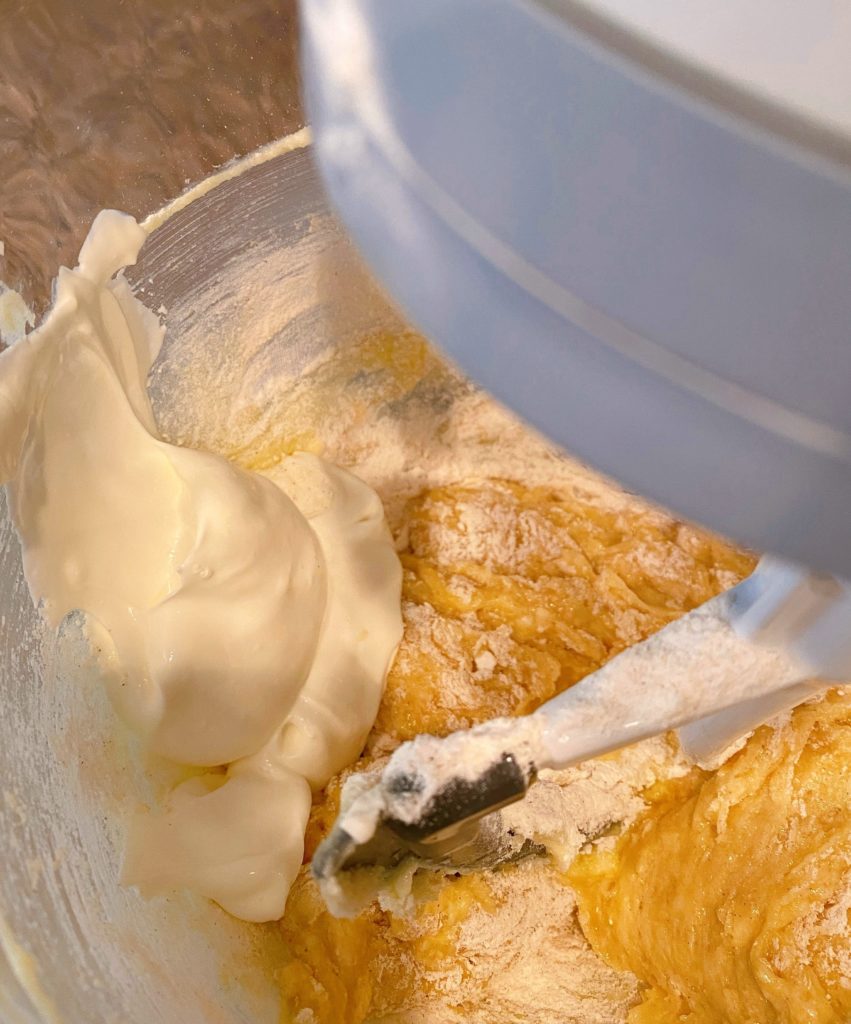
[260,332,850,1023]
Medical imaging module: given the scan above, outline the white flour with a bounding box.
[384,860,641,1024]
[330,387,651,533]
[782,857,851,982]
[320,736,691,1023]
[406,480,569,573]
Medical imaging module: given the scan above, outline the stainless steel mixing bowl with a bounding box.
[0,142,402,1024]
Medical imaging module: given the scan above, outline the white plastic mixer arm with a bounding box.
[533,557,850,772]
[678,556,851,765]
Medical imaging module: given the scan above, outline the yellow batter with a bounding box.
[233,331,849,1023]
[275,471,753,1022]
[570,692,851,1023]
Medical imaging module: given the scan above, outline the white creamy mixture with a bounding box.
[0,210,402,922]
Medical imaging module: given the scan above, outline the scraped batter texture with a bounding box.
[276,477,754,1022]
[241,331,850,1023]
[225,330,755,1021]
[570,691,851,1023]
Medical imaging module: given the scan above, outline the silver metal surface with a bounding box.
[0,131,402,1024]
[312,752,534,880]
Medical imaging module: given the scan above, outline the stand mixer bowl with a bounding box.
[0,142,402,1024]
